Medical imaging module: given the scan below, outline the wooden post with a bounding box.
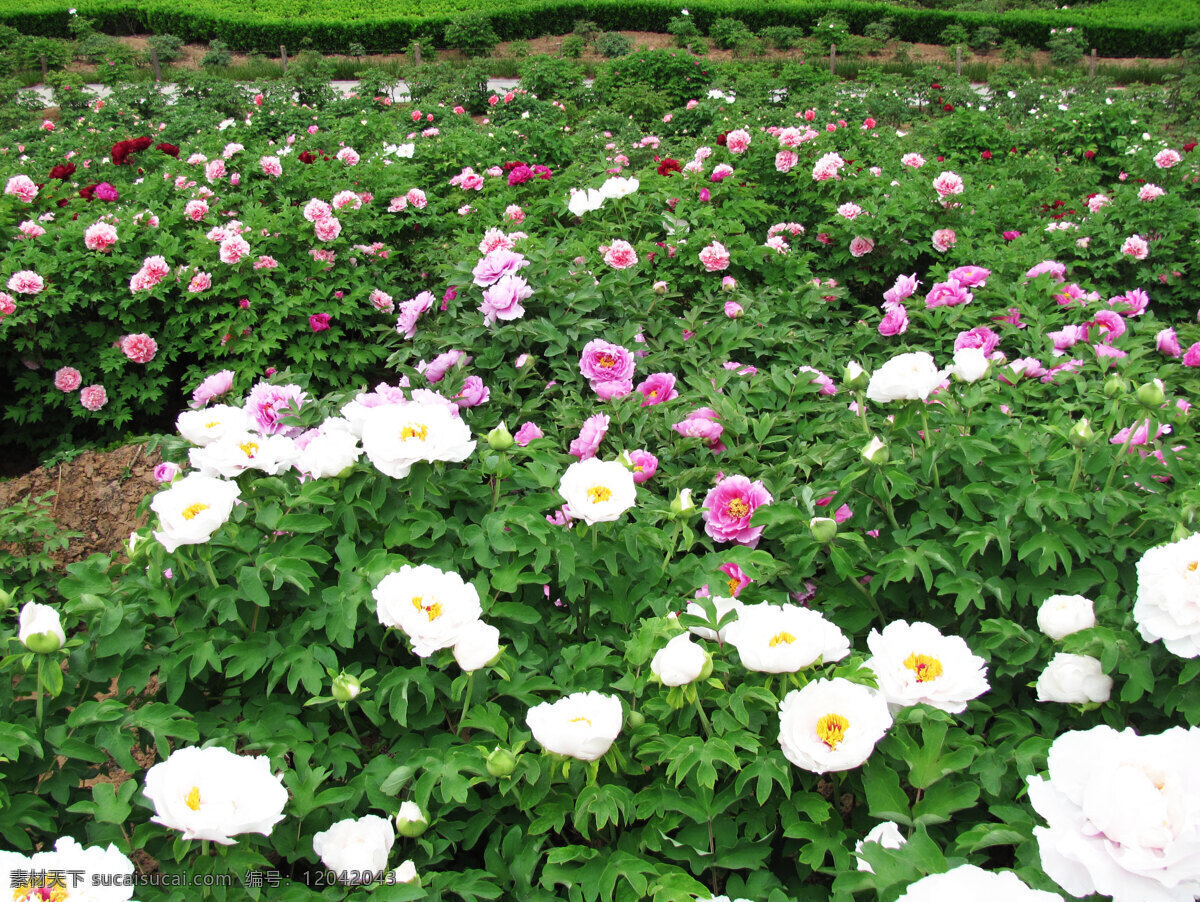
[150,46,161,82]
[40,54,47,82]
[280,44,288,72]
[1089,48,1097,77]
[829,43,836,76]
[955,44,962,77]
[412,41,421,66]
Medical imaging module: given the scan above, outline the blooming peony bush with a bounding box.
[0,63,1199,902]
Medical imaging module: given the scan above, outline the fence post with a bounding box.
[280,44,288,72]
[40,54,47,82]
[412,42,421,66]
[1089,48,1097,77]
[150,46,161,82]
[829,43,836,76]
[955,44,962,77]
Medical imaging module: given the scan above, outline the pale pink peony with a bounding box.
[331,190,362,211]
[1138,184,1164,201]
[849,236,875,258]
[84,221,118,251]
[5,175,38,202]
[725,129,751,154]
[187,271,212,293]
[837,202,865,220]
[1026,260,1067,282]
[204,159,226,182]
[931,229,957,253]
[8,271,44,294]
[901,153,925,169]
[673,407,725,452]
[80,384,108,411]
[336,147,360,166]
[370,289,394,313]
[54,367,82,392]
[1153,148,1181,168]
[314,216,342,242]
[18,220,45,239]
[1157,327,1181,357]
[303,199,333,223]
[932,171,964,198]
[568,413,610,460]
[812,152,845,181]
[0,292,15,317]
[121,333,158,364]
[699,241,731,272]
[775,150,798,173]
[219,235,250,264]
[883,273,920,305]
[703,475,772,548]
[190,369,235,407]
[603,240,638,270]
[479,274,533,326]
[259,155,283,177]
[1121,234,1149,260]
[514,422,543,446]
[406,188,427,209]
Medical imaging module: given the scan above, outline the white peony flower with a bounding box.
[567,187,606,217]
[311,815,395,883]
[1037,593,1096,639]
[452,619,501,672]
[1035,653,1113,704]
[188,431,297,478]
[373,564,482,657]
[558,458,637,526]
[360,401,476,479]
[142,746,288,844]
[598,176,639,199]
[150,472,241,553]
[176,404,254,446]
[895,864,1064,901]
[684,595,743,642]
[1028,725,1200,902]
[855,820,908,872]
[1134,533,1200,657]
[778,678,892,773]
[949,346,990,383]
[2,836,137,901]
[650,633,710,686]
[865,351,946,403]
[724,603,850,673]
[297,421,361,478]
[865,620,989,713]
[18,601,66,653]
[526,691,623,761]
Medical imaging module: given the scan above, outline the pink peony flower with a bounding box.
[54,367,82,392]
[4,175,38,202]
[925,279,973,308]
[725,129,751,153]
[798,366,837,396]
[505,204,525,223]
[702,475,773,548]
[8,271,44,294]
[775,150,798,173]
[580,340,635,385]
[514,422,543,446]
[812,152,845,181]
[1138,184,1164,201]
[309,313,331,332]
[699,241,730,272]
[260,155,282,177]
[187,271,212,293]
[849,236,875,257]
[254,255,278,270]
[245,381,308,435]
[18,220,45,239]
[1091,309,1126,344]
[673,407,724,452]
[1157,327,1181,357]
[628,449,658,483]
[568,413,610,460]
[0,292,13,317]
[1002,230,1022,241]
[154,462,181,482]
[204,159,226,182]
[1183,342,1200,367]
[878,303,908,336]
[1112,419,1172,446]
[479,274,533,326]
[955,326,1000,355]
[1026,260,1067,282]
[190,369,235,407]
[472,249,529,287]
[219,235,250,264]
[314,216,342,242]
[884,273,920,305]
[336,147,360,166]
[931,228,957,253]
[932,171,964,198]
[603,240,638,270]
[1121,234,1149,260]
[84,221,118,251]
[947,265,990,288]
[637,372,679,406]
[121,333,157,364]
[901,153,926,169]
[593,379,633,400]
[725,301,744,317]
[420,350,468,383]
[369,288,394,313]
[303,198,332,223]
[1110,288,1149,316]
[80,384,108,411]
[1154,148,1181,169]
[454,375,490,408]
[396,291,434,339]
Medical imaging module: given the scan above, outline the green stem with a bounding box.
[661,522,681,573]
[343,705,362,744]
[850,576,887,628]
[35,658,44,731]
[878,493,902,534]
[919,409,940,489]
[855,389,870,435]
[456,672,475,737]
[202,840,211,858]
[491,475,501,512]
[1103,421,1139,492]
[692,694,713,739]
[201,554,219,589]
[1067,448,1084,493]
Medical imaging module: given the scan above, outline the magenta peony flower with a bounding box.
[593,379,633,400]
[925,279,973,308]
[80,384,108,411]
[568,413,610,460]
[637,373,678,406]
[955,326,1001,355]
[1110,288,1149,316]
[472,250,528,287]
[1183,342,1200,367]
[947,265,990,288]
[309,313,331,332]
[878,303,909,336]
[673,407,724,452]
[798,366,837,396]
[1157,328,1182,357]
[455,375,490,408]
[93,182,118,201]
[1091,309,1125,344]
[703,475,773,548]
[54,366,82,392]
[245,381,308,435]
[121,333,158,363]
[190,369,235,408]
[479,274,533,326]
[153,462,181,483]
[420,350,468,383]
[628,449,658,483]
[514,422,543,446]
[580,339,635,385]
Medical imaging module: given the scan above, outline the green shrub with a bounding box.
[689,39,709,56]
[710,17,754,51]
[973,25,1002,52]
[1048,27,1086,65]
[668,15,700,47]
[760,26,806,50]
[573,19,600,43]
[509,39,531,58]
[200,39,232,68]
[593,48,713,107]
[940,23,971,46]
[147,33,185,64]
[559,34,585,58]
[519,53,586,99]
[595,31,633,58]
[609,82,667,124]
[444,13,499,58]
[864,19,896,44]
[812,15,851,50]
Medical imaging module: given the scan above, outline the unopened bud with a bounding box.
[396,801,428,837]
[1103,374,1127,398]
[1135,379,1165,410]
[486,746,518,778]
[626,710,646,729]
[843,360,868,390]
[653,280,668,295]
[721,276,737,292]
[810,516,838,544]
[331,671,363,703]
[1068,417,1095,446]
[861,436,889,465]
[486,421,514,451]
[670,488,696,516]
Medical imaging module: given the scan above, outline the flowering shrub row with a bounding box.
[1,65,1200,902]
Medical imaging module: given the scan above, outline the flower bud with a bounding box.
[1103,374,1127,398]
[331,671,363,703]
[810,516,838,544]
[1068,417,1095,446]
[721,276,737,292]
[861,436,889,465]
[395,801,428,837]
[486,745,518,778]
[18,602,66,654]
[1135,379,1166,410]
[626,710,646,729]
[653,280,668,295]
[843,360,869,390]
[393,861,420,886]
[486,421,514,451]
[670,488,696,517]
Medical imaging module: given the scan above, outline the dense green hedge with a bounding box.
[0,0,1194,55]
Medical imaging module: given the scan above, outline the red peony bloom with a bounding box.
[1084,149,1096,159]
[981,150,992,160]
[111,136,153,165]
[657,158,682,176]
[78,183,99,201]
[715,132,728,146]
[48,162,76,180]
[1184,142,1197,153]
[943,103,954,112]
[298,151,318,164]
[156,142,180,157]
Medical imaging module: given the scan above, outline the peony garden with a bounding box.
[1,38,1200,902]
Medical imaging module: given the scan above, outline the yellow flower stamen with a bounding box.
[411,596,442,621]
[400,424,429,441]
[727,499,750,518]
[205,420,220,428]
[1188,561,1198,572]
[239,441,259,458]
[598,354,615,368]
[588,485,613,503]
[569,716,592,725]
[185,786,202,811]
[769,631,796,647]
[903,653,944,683]
[181,503,210,520]
[728,577,740,595]
[816,713,849,749]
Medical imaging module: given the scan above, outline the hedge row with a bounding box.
[0,0,1195,55]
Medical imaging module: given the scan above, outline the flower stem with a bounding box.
[343,705,362,744]
[850,576,887,628]
[855,390,870,435]
[456,672,475,737]
[919,409,940,489]
[692,694,713,739]
[201,553,219,589]
[1068,448,1084,493]
[1103,423,1138,492]
[35,658,44,731]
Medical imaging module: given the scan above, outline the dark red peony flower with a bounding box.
[657,158,682,176]
[715,132,728,146]
[111,136,154,165]
[78,183,99,201]
[156,142,180,157]
[981,150,992,160]
[943,103,954,112]
[48,162,76,180]
[1084,149,1095,159]
[298,151,318,164]
[1184,142,1197,153]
